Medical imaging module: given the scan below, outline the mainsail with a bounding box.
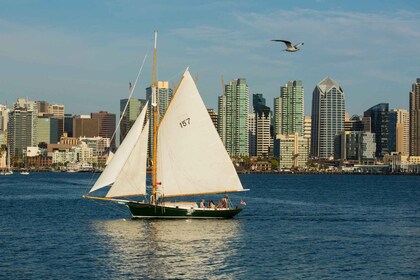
[156,69,244,198]
[89,102,149,197]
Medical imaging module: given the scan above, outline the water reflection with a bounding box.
[91,219,244,279]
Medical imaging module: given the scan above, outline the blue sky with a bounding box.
[0,0,419,117]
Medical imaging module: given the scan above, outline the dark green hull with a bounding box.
[126,202,242,219]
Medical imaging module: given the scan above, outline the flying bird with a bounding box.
[271,40,304,52]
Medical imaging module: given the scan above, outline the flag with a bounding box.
[240,200,247,206]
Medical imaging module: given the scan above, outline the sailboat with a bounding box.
[0,148,13,176]
[84,32,248,218]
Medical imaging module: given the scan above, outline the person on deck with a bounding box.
[199,199,205,208]
[222,197,227,208]
[209,200,215,209]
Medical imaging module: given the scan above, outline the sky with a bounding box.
[0,0,419,117]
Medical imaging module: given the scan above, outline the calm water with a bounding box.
[0,173,419,279]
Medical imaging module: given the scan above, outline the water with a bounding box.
[0,173,419,279]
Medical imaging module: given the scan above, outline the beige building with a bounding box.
[390,109,409,156]
[276,133,309,169]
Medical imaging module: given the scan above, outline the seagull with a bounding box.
[271,40,304,52]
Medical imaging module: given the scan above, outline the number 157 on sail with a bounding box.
[179,118,190,128]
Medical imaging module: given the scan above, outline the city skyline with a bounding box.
[0,1,418,118]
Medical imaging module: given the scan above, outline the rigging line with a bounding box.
[111,47,151,144]
[85,44,151,194]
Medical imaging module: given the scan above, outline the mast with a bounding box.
[151,31,158,204]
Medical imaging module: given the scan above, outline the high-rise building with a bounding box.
[7,98,38,158]
[0,104,9,132]
[73,115,99,138]
[345,115,364,132]
[364,103,389,158]
[91,111,116,148]
[207,109,218,129]
[120,98,147,143]
[409,78,420,156]
[274,80,304,136]
[218,78,249,157]
[388,109,409,156]
[248,113,256,157]
[253,94,271,157]
[7,107,34,158]
[310,77,345,159]
[36,101,49,116]
[146,81,174,156]
[64,114,74,137]
[37,117,59,144]
[48,103,65,141]
[303,116,311,156]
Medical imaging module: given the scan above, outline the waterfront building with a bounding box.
[91,111,116,148]
[218,78,249,157]
[253,94,271,157]
[310,77,345,159]
[364,103,389,158]
[274,80,304,136]
[120,98,147,144]
[409,78,420,156]
[73,115,99,138]
[51,142,94,165]
[9,98,39,158]
[388,109,409,156]
[334,131,376,164]
[274,133,309,169]
[79,136,110,157]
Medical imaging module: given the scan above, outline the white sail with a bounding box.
[89,102,148,193]
[105,151,114,165]
[106,120,149,198]
[156,69,243,198]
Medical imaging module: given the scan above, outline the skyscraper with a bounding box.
[274,80,304,136]
[388,109,409,156]
[48,103,65,141]
[91,111,116,147]
[409,78,420,156]
[6,98,40,161]
[218,78,249,157]
[146,81,173,157]
[37,116,59,144]
[120,98,147,143]
[310,77,345,159]
[248,113,256,157]
[364,103,389,158]
[207,108,218,129]
[253,94,271,157]
[8,108,34,158]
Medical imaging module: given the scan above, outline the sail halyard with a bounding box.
[151,31,159,204]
